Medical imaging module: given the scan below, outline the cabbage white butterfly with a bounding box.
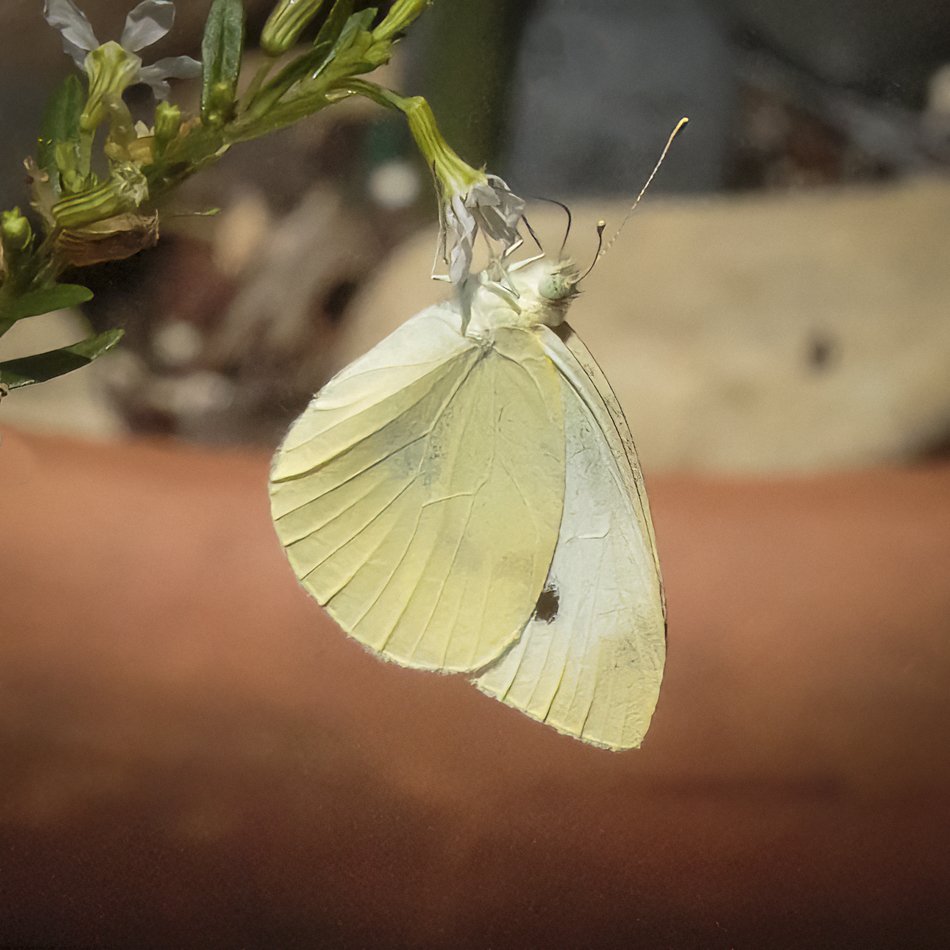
[269,254,666,749]
[270,124,686,750]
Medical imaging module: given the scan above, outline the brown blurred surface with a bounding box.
[1,427,949,948]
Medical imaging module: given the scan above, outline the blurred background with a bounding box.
[3,0,950,471]
[2,3,950,948]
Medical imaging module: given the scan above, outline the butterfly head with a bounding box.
[538,267,581,303]
[509,257,581,328]
[461,257,580,337]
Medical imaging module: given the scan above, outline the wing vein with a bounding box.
[302,477,416,586]
[274,349,478,483]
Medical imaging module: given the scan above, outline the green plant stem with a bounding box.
[240,59,275,110]
[78,129,95,178]
[334,77,400,111]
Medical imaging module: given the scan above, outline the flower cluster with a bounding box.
[42,0,524,284]
[1,0,517,393]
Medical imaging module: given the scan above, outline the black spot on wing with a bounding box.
[533,580,560,624]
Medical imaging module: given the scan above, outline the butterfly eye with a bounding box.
[539,274,572,300]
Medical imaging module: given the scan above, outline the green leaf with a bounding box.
[201,0,246,124]
[333,7,379,54]
[37,75,85,195]
[0,328,122,389]
[313,0,356,52]
[308,7,379,82]
[0,284,93,336]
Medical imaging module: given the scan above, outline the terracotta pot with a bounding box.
[1,426,949,948]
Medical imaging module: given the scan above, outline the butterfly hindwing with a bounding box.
[270,303,566,672]
[475,323,666,750]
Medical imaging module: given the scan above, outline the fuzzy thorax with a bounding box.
[463,258,581,338]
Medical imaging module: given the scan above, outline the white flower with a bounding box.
[439,173,524,284]
[43,0,201,101]
[400,96,524,281]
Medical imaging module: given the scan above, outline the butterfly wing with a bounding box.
[475,322,666,750]
[270,303,565,672]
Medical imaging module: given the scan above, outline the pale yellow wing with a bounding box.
[270,304,565,672]
[475,323,666,749]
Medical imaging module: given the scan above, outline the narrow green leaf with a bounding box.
[37,75,85,195]
[201,0,246,124]
[237,7,376,136]
[0,328,122,389]
[0,284,93,335]
[254,5,368,112]
[314,7,379,80]
[334,8,379,51]
[313,0,355,52]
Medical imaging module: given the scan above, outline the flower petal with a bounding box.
[448,236,472,285]
[138,56,202,98]
[442,193,479,282]
[451,193,477,239]
[43,0,99,66]
[476,175,524,242]
[120,0,175,52]
[147,54,203,79]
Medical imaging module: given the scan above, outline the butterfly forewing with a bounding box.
[270,304,565,672]
[475,323,666,750]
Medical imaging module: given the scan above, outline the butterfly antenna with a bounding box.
[576,220,607,283]
[528,195,573,257]
[600,116,689,261]
[521,212,544,254]
[551,197,573,257]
